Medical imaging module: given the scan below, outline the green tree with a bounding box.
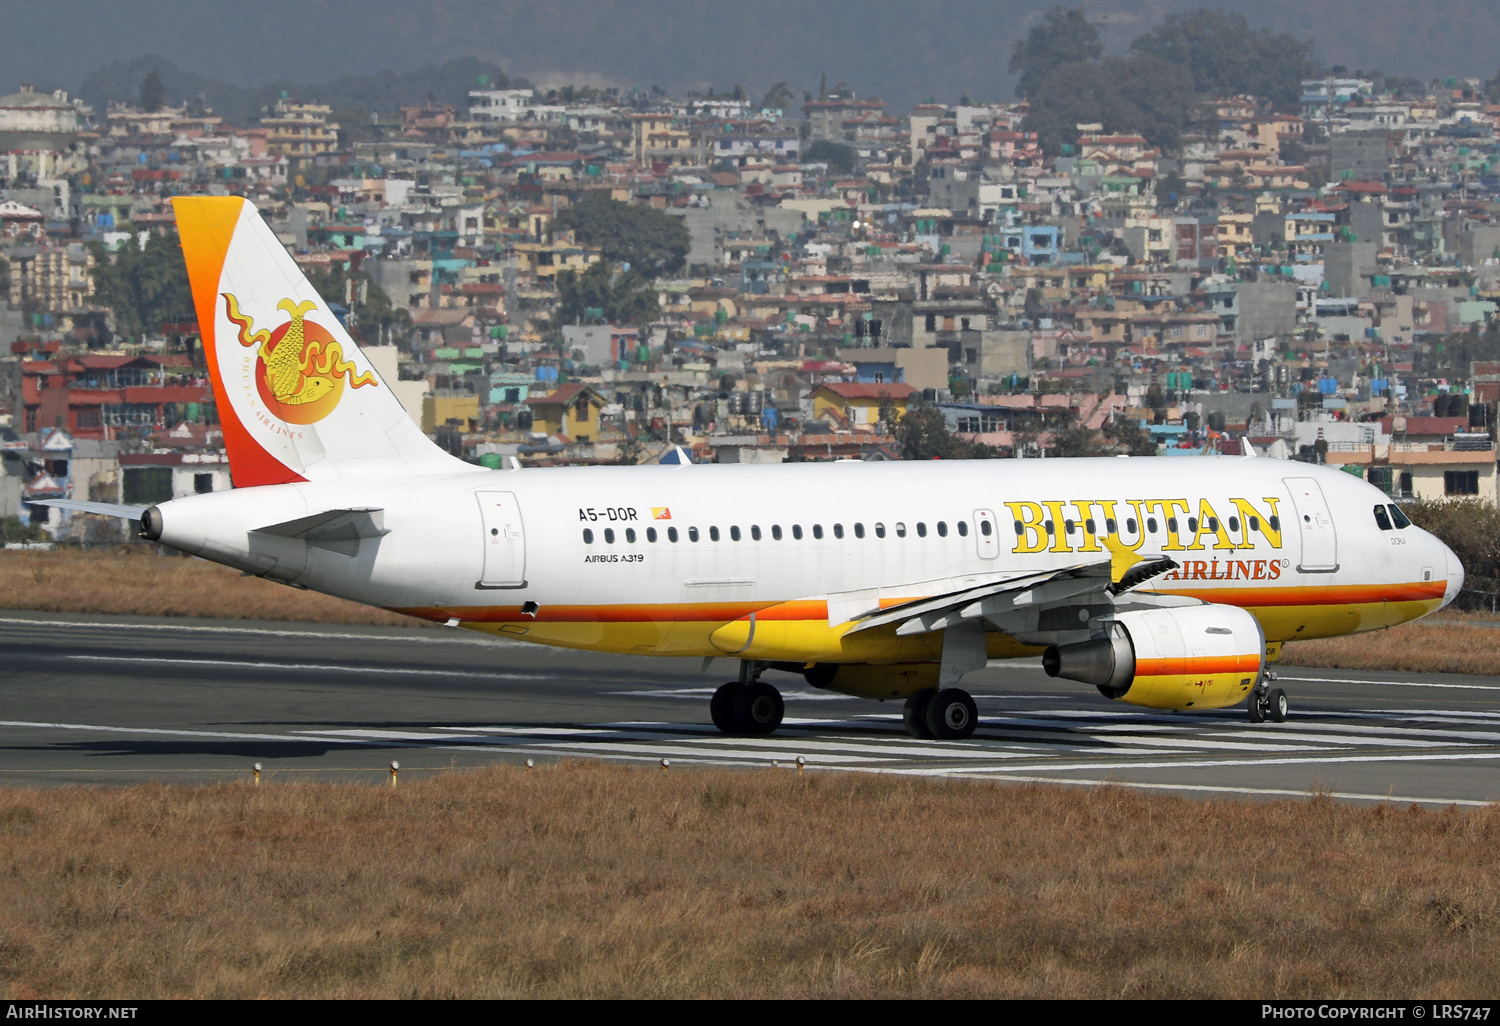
[1407,498,1500,600]
[896,402,1002,460]
[552,196,690,279]
[802,139,857,173]
[1023,54,1202,156]
[303,262,403,343]
[761,81,794,112]
[1009,6,1102,100]
[1129,9,1317,111]
[1048,415,1111,457]
[89,231,194,340]
[139,68,166,112]
[553,261,660,328]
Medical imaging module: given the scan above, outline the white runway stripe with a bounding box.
[0,615,516,646]
[65,654,547,680]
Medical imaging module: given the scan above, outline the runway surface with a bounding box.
[2,610,1499,806]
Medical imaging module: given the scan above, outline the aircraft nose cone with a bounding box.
[1442,541,1464,609]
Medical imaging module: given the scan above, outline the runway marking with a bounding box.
[65,654,548,681]
[0,616,516,647]
[0,719,369,745]
[1279,675,1500,691]
[869,774,1497,808]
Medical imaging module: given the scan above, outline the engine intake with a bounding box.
[1044,605,1265,711]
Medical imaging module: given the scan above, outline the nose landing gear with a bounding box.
[1248,673,1289,723]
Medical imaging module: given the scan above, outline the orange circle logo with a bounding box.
[223,293,378,426]
[255,316,345,424]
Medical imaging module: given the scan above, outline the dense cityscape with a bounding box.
[2,6,1499,546]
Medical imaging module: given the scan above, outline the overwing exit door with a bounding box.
[476,490,527,588]
[1283,477,1338,573]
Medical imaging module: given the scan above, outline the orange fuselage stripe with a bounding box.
[400,579,1440,625]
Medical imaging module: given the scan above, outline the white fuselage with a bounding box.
[148,456,1461,661]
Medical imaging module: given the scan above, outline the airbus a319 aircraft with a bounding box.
[42,197,1465,741]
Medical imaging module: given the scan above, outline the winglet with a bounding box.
[1240,436,1257,459]
[1103,533,1143,584]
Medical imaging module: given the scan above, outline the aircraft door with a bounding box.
[1283,477,1338,573]
[974,508,1000,559]
[476,490,527,588]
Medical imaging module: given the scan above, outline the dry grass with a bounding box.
[1282,612,1500,675]
[1,764,1499,999]
[0,548,422,627]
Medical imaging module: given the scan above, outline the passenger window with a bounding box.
[833,524,844,539]
[814,524,824,539]
[957,521,969,537]
[1268,515,1280,532]
[981,520,994,537]
[874,523,886,538]
[1249,516,1260,532]
[1106,518,1117,533]
[1227,517,1239,533]
[604,528,615,544]
[709,526,721,542]
[1044,521,1055,536]
[936,521,948,537]
[1373,505,1392,531]
[1013,520,1024,536]
[1147,518,1158,533]
[792,525,803,540]
[1187,517,1198,533]
[730,525,741,541]
[647,527,658,543]
[1086,518,1096,534]
[854,523,865,539]
[772,525,783,540]
[668,526,679,542]
[1207,518,1218,533]
[1126,517,1138,533]
[917,522,928,537]
[625,528,636,543]
[583,528,594,544]
[751,525,762,541]
[895,522,907,538]
[688,527,700,542]
[1062,519,1074,536]
[1388,504,1411,529]
[1166,517,1179,533]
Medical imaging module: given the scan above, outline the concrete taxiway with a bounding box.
[2,610,1498,806]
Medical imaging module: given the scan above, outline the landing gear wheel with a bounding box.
[924,688,978,740]
[733,681,784,735]
[1268,688,1289,723]
[710,682,744,735]
[903,688,937,739]
[1247,691,1267,723]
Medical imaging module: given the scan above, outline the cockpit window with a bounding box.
[1373,505,1392,531]
[1388,504,1411,529]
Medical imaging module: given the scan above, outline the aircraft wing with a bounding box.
[26,498,147,521]
[846,550,1179,640]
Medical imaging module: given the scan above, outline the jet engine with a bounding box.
[1043,605,1265,711]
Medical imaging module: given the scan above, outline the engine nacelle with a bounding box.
[1043,605,1265,711]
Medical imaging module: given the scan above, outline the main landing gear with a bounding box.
[1247,672,1289,724]
[711,662,784,736]
[902,687,979,741]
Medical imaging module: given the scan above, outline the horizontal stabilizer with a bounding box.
[26,499,146,521]
[251,507,388,556]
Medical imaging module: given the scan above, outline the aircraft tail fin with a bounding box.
[173,196,473,487]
